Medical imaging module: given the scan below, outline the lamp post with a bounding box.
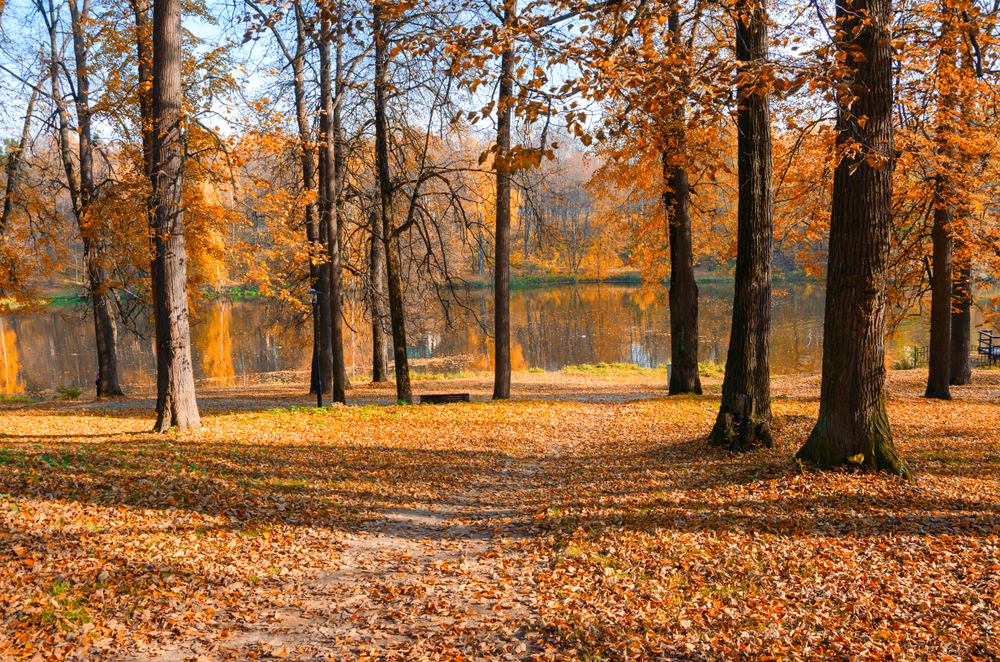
[308,289,322,408]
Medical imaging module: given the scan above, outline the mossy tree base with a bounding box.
[707,393,773,452]
[796,418,914,482]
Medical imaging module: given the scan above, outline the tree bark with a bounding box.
[1,85,38,293]
[370,206,390,382]
[291,4,322,395]
[374,0,412,403]
[1,88,37,239]
[329,32,347,403]
[949,248,972,385]
[68,0,123,398]
[796,0,910,479]
[708,0,772,449]
[150,0,200,431]
[663,8,702,396]
[316,35,336,395]
[492,0,516,400]
[131,0,154,179]
[925,189,953,399]
[925,19,956,400]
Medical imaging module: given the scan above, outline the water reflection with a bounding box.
[0,282,962,395]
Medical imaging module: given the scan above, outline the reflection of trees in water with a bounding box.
[0,320,23,393]
[3,282,961,391]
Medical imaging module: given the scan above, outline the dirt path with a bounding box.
[133,409,602,662]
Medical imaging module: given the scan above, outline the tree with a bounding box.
[925,6,958,401]
[373,0,412,403]
[664,5,702,396]
[708,0,772,449]
[492,0,516,400]
[150,0,200,430]
[796,0,911,479]
[368,204,390,381]
[35,0,124,397]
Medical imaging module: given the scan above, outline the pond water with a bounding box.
[0,281,974,396]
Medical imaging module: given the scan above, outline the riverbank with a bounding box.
[1,368,997,661]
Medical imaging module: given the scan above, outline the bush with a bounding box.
[56,385,82,400]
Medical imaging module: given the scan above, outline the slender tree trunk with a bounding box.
[68,0,123,398]
[1,84,38,293]
[292,6,322,395]
[796,0,910,479]
[492,0,516,400]
[370,206,390,382]
[1,87,37,238]
[663,9,701,396]
[709,0,772,449]
[374,1,412,403]
[925,189,953,399]
[316,35,335,395]
[131,0,158,399]
[132,0,154,178]
[329,33,347,403]
[150,0,199,430]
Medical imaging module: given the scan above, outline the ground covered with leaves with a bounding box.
[0,367,998,661]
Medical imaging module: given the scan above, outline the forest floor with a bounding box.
[0,367,998,662]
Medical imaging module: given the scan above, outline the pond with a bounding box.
[0,281,978,396]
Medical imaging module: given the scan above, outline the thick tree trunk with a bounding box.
[370,206,390,382]
[316,36,336,395]
[374,1,412,403]
[329,36,347,403]
[708,0,772,450]
[925,190,953,399]
[664,8,701,396]
[796,0,910,479]
[150,0,199,430]
[950,55,975,387]
[926,25,956,400]
[492,1,517,400]
[949,252,972,385]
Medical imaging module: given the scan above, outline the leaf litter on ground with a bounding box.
[0,366,997,661]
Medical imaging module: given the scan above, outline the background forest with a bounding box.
[1,0,999,411]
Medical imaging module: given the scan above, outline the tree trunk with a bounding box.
[131,0,154,178]
[316,35,335,395]
[492,0,516,400]
[926,21,956,400]
[291,5,322,395]
[1,88,37,237]
[329,34,347,403]
[796,0,910,479]
[925,190,953,399]
[151,0,200,430]
[374,1,412,403]
[663,9,701,396]
[68,0,123,398]
[370,206,390,382]
[1,85,38,289]
[708,0,772,449]
[949,249,972,385]
[131,0,158,400]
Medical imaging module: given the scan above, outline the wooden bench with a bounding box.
[978,330,1000,366]
[419,393,471,405]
